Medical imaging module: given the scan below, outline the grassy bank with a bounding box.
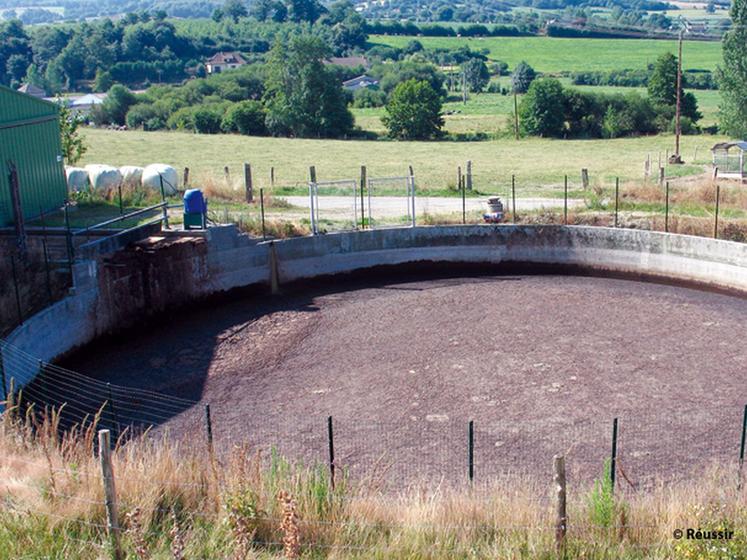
[1,407,746,559]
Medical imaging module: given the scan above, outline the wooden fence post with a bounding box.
[554,455,567,554]
[581,168,589,190]
[659,167,665,187]
[183,167,190,188]
[224,166,230,182]
[244,163,253,203]
[466,160,473,191]
[270,166,275,188]
[98,429,122,560]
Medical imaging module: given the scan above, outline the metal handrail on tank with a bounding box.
[66,174,174,262]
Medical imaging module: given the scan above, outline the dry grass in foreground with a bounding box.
[1,401,746,560]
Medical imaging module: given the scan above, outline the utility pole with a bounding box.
[672,28,684,164]
[672,20,690,164]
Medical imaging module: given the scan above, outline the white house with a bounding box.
[205,52,248,74]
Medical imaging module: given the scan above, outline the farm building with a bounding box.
[711,141,747,180]
[342,75,379,91]
[205,51,247,74]
[0,85,67,227]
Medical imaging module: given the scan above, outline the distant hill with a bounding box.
[0,0,220,20]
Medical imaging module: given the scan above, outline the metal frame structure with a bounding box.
[366,175,416,229]
[308,179,359,235]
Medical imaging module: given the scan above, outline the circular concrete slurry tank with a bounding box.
[60,268,747,488]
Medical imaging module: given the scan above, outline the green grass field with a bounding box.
[350,83,720,135]
[369,35,723,72]
[80,128,723,194]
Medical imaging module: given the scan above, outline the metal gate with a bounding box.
[366,175,416,229]
[308,179,359,235]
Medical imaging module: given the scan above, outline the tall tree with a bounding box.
[717,0,747,137]
[382,79,444,140]
[102,84,137,125]
[287,0,326,23]
[647,52,678,106]
[648,52,700,127]
[511,61,536,94]
[461,58,489,93]
[223,0,248,22]
[518,78,566,137]
[0,19,32,87]
[263,35,353,138]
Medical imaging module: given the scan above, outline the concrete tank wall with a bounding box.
[4,224,747,398]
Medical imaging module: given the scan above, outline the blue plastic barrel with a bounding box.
[183,189,207,214]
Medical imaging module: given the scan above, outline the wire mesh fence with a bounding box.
[3,334,747,494]
[3,330,747,557]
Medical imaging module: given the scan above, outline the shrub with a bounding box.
[222,100,268,136]
[352,88,386,108]
[192,105,227,134]
[586,459,616,528]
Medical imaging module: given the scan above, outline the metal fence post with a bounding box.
[10,255,23,325]
[38,207,53,303]
[614,178,619,228]
[360,166,367,229]
[0,343,7,404]
[409,165,416,227]
[158,175,169,229]
[714,184,721,239]
[564,175,568,225]
[259,188,267,241]
[739,405,747,490]
[468,420,474,483]
[117,184,123,216]
[204,403,214,456]
[64,202,74,268]
[327,416,335,490]
[665,181,670,233]
[554,455,567,553]
[610,417,619,493]
[309,166,317,235]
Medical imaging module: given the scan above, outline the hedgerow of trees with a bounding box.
[0,1,367,92]
[518,53,701,139]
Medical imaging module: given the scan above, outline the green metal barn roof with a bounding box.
[0,85,67,227]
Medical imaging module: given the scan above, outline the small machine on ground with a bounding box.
[483,196,504,223]
[183,189,208,230]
